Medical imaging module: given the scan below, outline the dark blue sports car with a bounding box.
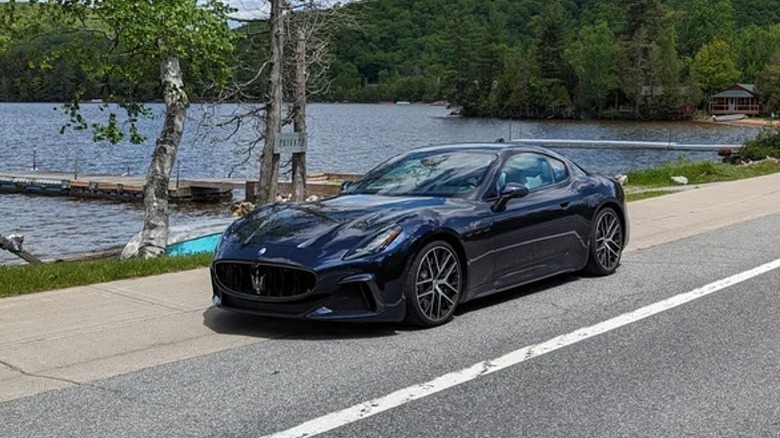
[211,143,628,327]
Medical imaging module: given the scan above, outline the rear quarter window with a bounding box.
[549,157,569,183]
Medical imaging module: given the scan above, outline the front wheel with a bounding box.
[404,241,463,327]
[584,207,624,276]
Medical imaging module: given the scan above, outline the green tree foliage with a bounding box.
[579,1,626,32]
[644,27,686,117]
[533,1,575,111]
[692,40,742,96]
[617,0,666,117]
[734,24,780,82]
[534,1,573,85]
[3,0,780,120]
[566,21,619,113]
[669,0,736,58]
[0,1,232,104]
[732,0,780,27]
[740,128,780,160]
[623,0,664,40]
[757,52,780,108]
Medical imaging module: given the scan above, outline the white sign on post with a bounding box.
[274,132,307,154]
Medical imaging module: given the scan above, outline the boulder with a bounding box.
[615,174,629,186]
[231,201,256,218]
[670,176,689,185]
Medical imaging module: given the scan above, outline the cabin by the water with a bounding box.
[710,83,771,116]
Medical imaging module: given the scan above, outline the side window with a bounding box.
[495,153,556,193]
[549,157,569,183]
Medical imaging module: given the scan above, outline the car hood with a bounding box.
[225,194,453,250]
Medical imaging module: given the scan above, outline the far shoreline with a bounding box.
[694,116,779,129]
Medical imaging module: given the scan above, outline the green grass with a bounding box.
[626,159,780,188]
[626,190,674,202]
[0,253,213,298]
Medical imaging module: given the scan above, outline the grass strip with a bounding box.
[0,253,213,298]
[625,190,675,202]
[626,160,780,187]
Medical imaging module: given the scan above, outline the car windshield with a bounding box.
[346,150,495,198]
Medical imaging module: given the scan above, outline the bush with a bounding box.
[741,128,780,160]
[598,108,622,120]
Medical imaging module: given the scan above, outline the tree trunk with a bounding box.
[137,55,188,259]
[257,0,285,205]
[292,27,307,202]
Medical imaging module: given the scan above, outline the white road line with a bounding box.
[262,258,780,438]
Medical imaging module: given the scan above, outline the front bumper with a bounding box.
[210,247,410,322]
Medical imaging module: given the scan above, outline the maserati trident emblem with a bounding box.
[257,247,267,257]
[251,268,267,295]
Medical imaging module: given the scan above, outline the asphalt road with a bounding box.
[2,213,780,438]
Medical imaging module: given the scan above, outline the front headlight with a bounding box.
[343,225,403,260]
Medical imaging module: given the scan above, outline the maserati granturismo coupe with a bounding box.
[211,143,628,327]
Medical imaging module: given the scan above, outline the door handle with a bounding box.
[560,201,571,209]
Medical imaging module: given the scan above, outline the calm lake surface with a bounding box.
[0,103,761,264]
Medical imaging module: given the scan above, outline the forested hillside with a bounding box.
[324,0,780,119]
[2,0,780,120]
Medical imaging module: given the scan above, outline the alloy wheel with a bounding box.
[415,245,461,322]
[595,209,623,271]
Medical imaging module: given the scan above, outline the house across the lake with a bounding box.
[710,83,763,116]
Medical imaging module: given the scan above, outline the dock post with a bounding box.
[74,158,79,180]
[33,147,37,171]
[176,160,181,188]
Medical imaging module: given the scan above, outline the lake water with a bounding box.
[0,103,761,264]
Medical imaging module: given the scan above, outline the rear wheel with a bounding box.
[584,207,624,276]
[404,241,463,327]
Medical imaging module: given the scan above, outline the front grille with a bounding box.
[214,262,317,300]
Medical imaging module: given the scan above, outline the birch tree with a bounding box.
[8,0,235,258]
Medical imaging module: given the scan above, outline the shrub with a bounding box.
[598,108,622,119]
[741,128,780,161]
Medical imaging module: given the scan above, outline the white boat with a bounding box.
[713,114,747,122]
[121,218,235,259]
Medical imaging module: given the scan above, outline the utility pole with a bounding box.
[257,0,285,205]
[291,26,307,202]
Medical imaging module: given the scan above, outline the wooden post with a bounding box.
[292,26,307,202]
[0,234,43,265]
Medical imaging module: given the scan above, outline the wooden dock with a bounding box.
[0,171,237,204]
[246,172,361,202]
[0,171,363,204]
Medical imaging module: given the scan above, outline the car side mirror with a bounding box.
[493,183,529,212]
[340,180,353,193]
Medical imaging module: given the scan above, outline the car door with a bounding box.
[490,153,578,290]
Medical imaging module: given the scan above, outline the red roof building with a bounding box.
[710,83,761,115]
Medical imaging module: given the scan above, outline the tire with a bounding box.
[404,241,463,328]
[584,207,624,276]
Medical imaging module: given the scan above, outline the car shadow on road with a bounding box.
[455,273,579,316]
[202,307,401,340]
[203,273,583,338]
